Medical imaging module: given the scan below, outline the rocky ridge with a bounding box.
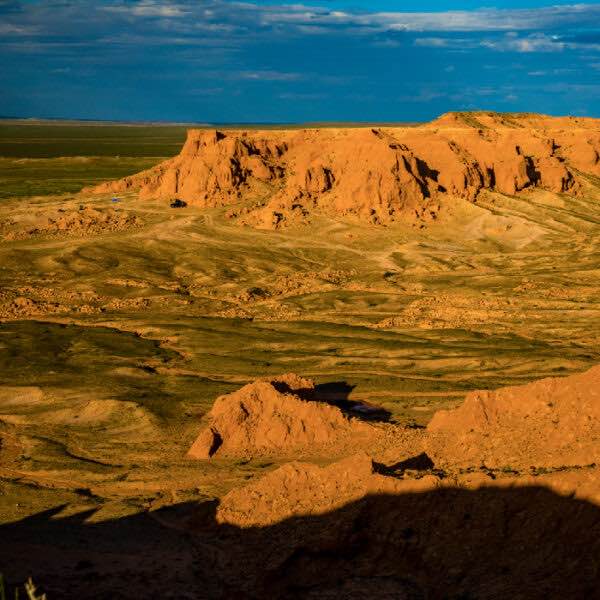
[94,112,600,228]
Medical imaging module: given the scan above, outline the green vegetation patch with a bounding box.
[0,157,162,199]
[0,122,188,198]
[0,124,187,158]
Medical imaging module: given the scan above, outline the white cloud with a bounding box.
[246,3,600,33]
[398,90,447,103]
[4,1,600,45]
[190,86,224,96]
[414,37,451,48]
[482,33,565,53]
[103,1,187,18]
[528,67,577,76]
[278,92,328,100]
[0,23,37,35]
[236,70,303,81]
[415,33,579,54]
[88,2,600,34]
[1,1,599,62]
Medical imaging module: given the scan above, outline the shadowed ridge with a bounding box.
[313,381,392,422]
[2,487,600,599]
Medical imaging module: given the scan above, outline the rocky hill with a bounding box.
[94,111,600,228]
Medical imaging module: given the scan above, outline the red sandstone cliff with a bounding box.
[94,112,600,227]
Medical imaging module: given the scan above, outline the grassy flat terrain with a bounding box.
[0,157,163,199]
[0,122,188,199]
[0,123,188,158]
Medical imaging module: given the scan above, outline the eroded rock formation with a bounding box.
[427,364,600,468]
[216,452,440,527]
[94,112,600,227]
[187,373,375,459]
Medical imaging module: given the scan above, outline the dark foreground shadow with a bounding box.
[2,485,600,599]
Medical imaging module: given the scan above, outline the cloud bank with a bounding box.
[0,1,598,121]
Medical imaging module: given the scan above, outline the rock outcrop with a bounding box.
[191,365,600,467]
[187,366,600,597]
[94,112,600,227]
[187,373,375,459]
[427,364,600,468]
[216,452,440,527]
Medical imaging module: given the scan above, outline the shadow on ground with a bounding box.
[315,381,392,422]
[373,451,436,477]
[270,378,392,423]
[2,483,600,599]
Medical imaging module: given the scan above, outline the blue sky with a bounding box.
[0,1,599,122]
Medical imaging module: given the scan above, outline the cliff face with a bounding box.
[94,112,600,227]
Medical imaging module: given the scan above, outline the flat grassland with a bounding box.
[1,123,600,524]
[0,122,188,199]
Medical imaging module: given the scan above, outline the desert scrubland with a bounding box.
[2,112,600,598]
